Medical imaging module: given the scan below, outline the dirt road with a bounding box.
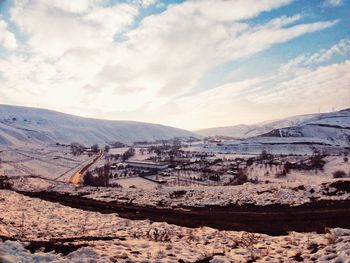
[70,151,103,186]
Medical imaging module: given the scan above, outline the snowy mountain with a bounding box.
[197,108,350,146]
[0,105,198,147]
[196,114,318,138]
[260,108,350,146]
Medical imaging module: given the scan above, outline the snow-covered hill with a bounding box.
[196,114,317,138]
[260,108,350,146]
[0,105,198,147]
[197,108,350,146]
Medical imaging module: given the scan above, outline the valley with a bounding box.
[0,105,349,262]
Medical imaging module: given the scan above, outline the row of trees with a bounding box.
[122,148,135,161]
[70,143,111,156]
[70,143,85,156]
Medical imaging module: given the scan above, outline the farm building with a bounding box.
[126,160,169,171]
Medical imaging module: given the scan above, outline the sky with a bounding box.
[0,0,349,130]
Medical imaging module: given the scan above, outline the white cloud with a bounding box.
[83,4,139,35]
[149,40,350,129]
[108,10,335,99]
[0,0,344,129]
[0,19,17,50]
[10,0,138,58]
[160,60,350,129]
[265,14,302,28]
[305,38,350,65]
[277,38,350,75]
[324,0,343,7]
[256,61,350,103]
[181,0,294,23]
[131,0,158,8]
[41,0,103,14]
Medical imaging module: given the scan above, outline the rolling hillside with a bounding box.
[197,108,350,146]
[260,108,350,146]
[0,105,198,147]
[196,114,317,138]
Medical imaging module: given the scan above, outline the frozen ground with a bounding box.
[245,155,350,184]
[40,178,350,208]
[110,177,158,189]
[0,145,92,183]
[0,189,350,263]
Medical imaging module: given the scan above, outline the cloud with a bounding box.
[324,0,343,7]
[0,0,343,128]
[41,0,104,14]
[305,38,350,65]
[156,42,350,129]
[278,38,350,74]
[110,10,335,98]
[10,0,139,58]
[254,61,350,106]
[0,19,17,50]
[164,60,350,129]
[131,0,158,8]
[178,0,294,23]
[265,14,302,28]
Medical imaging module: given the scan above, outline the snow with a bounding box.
[0,145,92,184]
[110,177,158,189]
[43,178,349,208]
[197,108,350,147]
[1,189,350,262]
[0,104,198,146]
[1,106,350,262]
[197,113,318,138]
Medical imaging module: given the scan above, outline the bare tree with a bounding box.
[91,144,99,154]
[104,145,110,153]
[122,148,135,161]
[70,143,85,156]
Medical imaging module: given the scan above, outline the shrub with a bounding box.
[309,152,326,170]
[91,144,99,153]
[209,174,220,181]
[333,170,347,178]
[122,147,135,161]
[275,166,289,178]
[83,165,110,186]
[146,227,171,242]
[170,190,186,198]
[104,145,110,153]
[227,169,249,185]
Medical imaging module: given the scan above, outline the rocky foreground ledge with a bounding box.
[1,188,350,262]
[4,178,349,235]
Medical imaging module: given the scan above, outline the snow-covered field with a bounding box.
[0,145,92,183]
[245,155,350,184]
[0,158,349,262]
[110,177,158,189]
[1,189,350,263]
